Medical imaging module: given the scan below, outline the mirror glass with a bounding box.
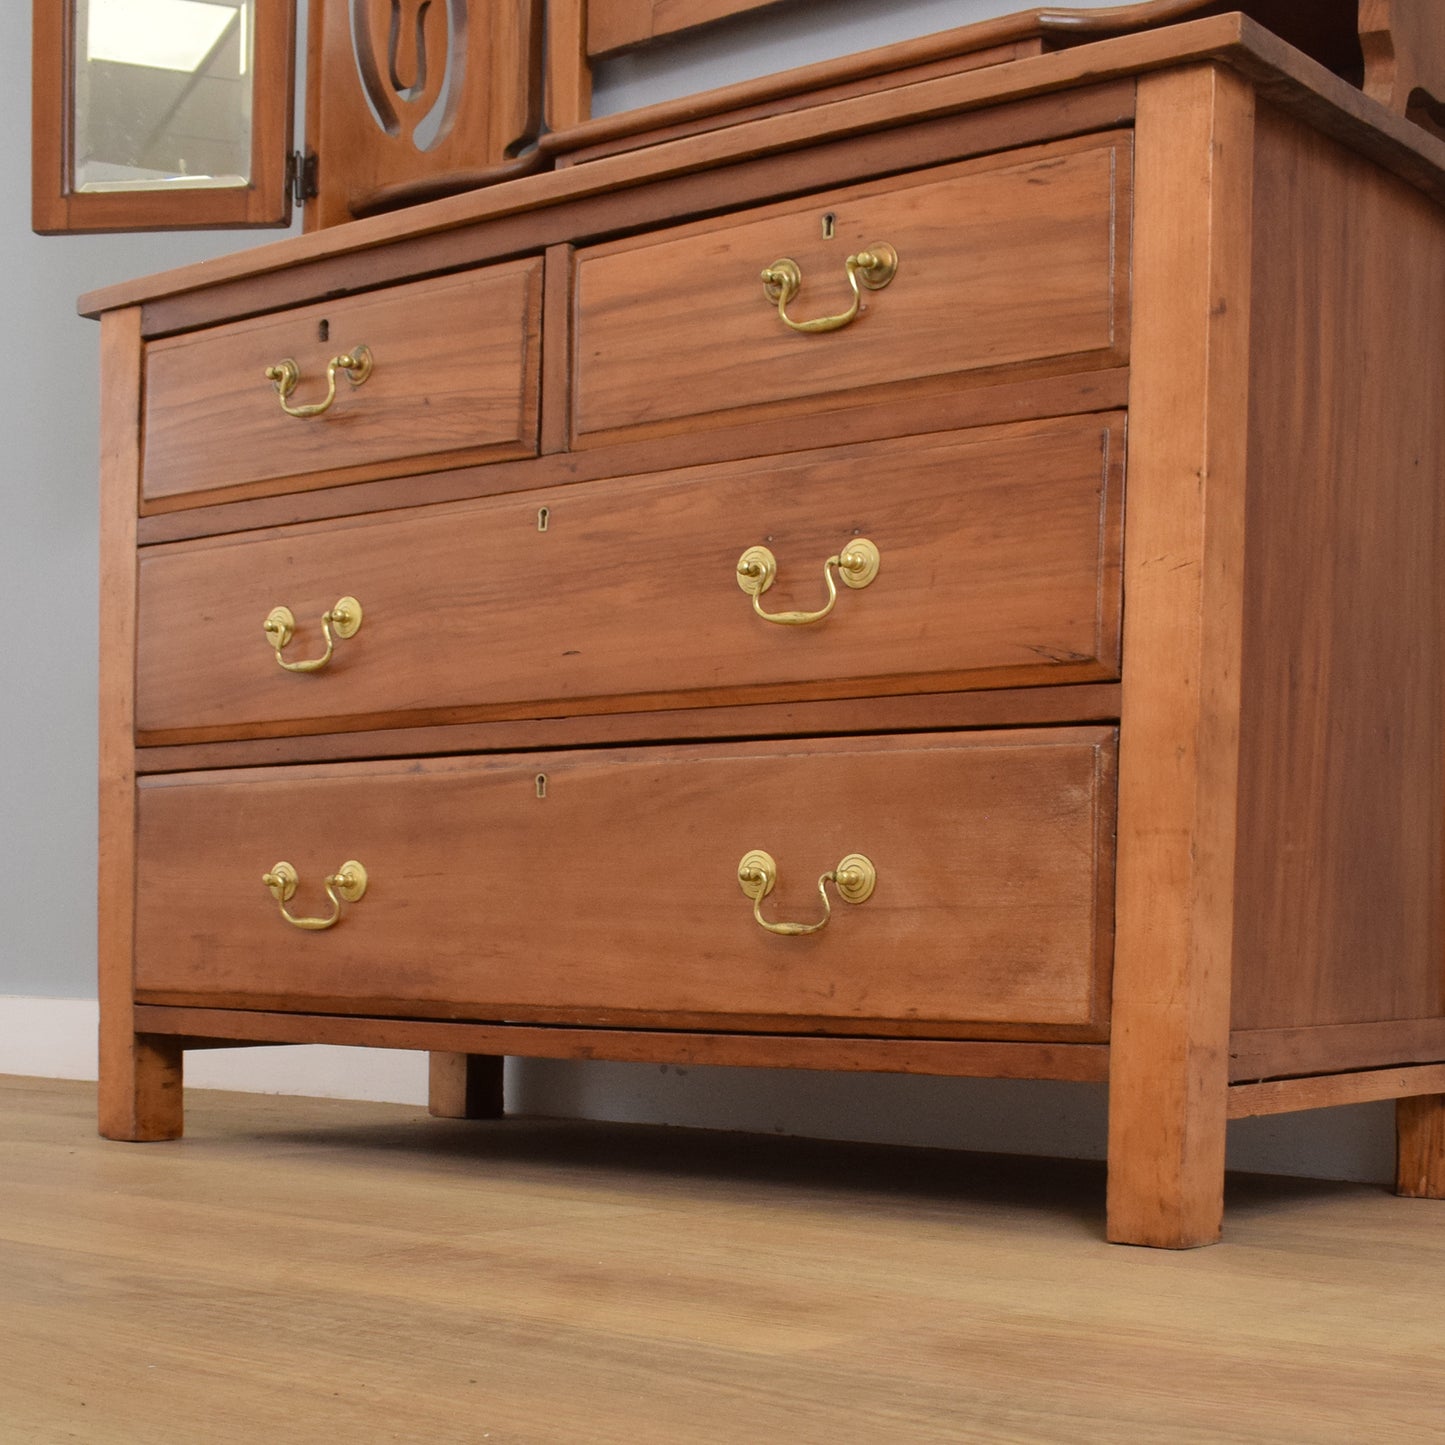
[73,0,255,193]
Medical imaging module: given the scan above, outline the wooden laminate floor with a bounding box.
[2,1075,1442,1444]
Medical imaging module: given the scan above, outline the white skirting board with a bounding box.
[0,995,1396,1183]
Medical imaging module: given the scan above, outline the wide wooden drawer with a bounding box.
[134,413,1124,742]
[134,729,1116,1035]
[571,133,1130,447]
[141,259,544,508]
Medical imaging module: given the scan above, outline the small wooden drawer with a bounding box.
[571,133,1130,448]
[140,259,543,509]
[134,728,1116,1035]
[134,412,1124,742]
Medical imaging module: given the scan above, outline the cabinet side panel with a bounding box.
[1231,104,1445,1036]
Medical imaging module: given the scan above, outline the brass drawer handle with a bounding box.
[760,244,898,334]
[261,859,369,932]
[264,344,373,418]
[737,850,876,936]
[263,597,362,674]
[736,539,879,626]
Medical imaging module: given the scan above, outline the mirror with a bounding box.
[32,0,295,233]
[73,0,256,195]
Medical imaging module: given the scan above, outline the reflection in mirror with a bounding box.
[73,0,255,193]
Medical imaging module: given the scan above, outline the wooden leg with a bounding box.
[98,1033,184,1141]
[1103,68,1255,1249]
[428,1052,505,1119]
[1397,1094,1445,1198]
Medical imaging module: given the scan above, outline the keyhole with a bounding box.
[535,773,548,799]
[318,319,329,343]
[537,507,550,532]
[821,212,836,239]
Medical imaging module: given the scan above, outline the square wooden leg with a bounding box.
[98,1033,184,1141]
[428,1052,505,1119]
[1397,1094,1445,1198]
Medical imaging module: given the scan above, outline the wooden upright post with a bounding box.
[1106,65,1256,1247]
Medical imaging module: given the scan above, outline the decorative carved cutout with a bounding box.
[308,0,542,228]
[1360,0,1445,135]
[351,0,467,151]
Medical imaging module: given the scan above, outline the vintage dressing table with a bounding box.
[36,0,1445,1245]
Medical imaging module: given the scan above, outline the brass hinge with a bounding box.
[287,150,318,208]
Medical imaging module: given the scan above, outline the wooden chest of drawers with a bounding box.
[88,19,1445,1246]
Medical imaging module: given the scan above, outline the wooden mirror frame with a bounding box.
[31,0,297,234]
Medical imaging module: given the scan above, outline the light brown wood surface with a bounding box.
[571,134,1130,448]
[130,681,1124,774]
[428,1052,505,1119]
[304,0,543,229]
[132,729,1116,1033]
[134,415,1124,742]
[1229,1065,1445,1118]
[1106,65,1256,1248]
[141,260,543,506]
[132,366,1130,545]
[97,309,183,1144]
[7,1077,1445,1445]
[1228,103,1445,1043]
[1397,1093,1445,1198]
[1360,0,1445,128]
[133,1007,1113,1077]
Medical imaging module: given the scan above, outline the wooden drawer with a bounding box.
[134,412,1124,742]
[571,134,1130,447]
[134,728,1116,1035]
[140,260,544,509]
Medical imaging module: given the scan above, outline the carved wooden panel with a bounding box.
[304,0,543,230]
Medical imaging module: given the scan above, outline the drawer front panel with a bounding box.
[141,260,543,506]
[135,412,1124,741]
[572,135,1129,446]
[134,729,1116,1034]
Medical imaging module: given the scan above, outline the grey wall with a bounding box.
[2,0,1398,1183]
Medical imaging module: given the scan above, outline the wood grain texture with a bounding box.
[1360,0,1445,131]
[133,83,1136,340]
[546,0,593,131]
[1229,104,1445,1038]
[131,683,1124,775]
[133,366,1131,546]
[571,134,1130,448]
[134,415,1124,742]
[23,1076,1445,1445]
[553,40,1044,167]
[130,1008,1112,1079]
[141,260,542,506]
[1396,1093,1445,1198]
[1106,65,1257,1248]
[1229,1066,1445,1118]
[132,730,1116,1034]
[1230,1019,1445,1082]
[304,0,543,230]
[97,308,184,1143]
[427,1053,505,1118]
[32,0,296,233]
